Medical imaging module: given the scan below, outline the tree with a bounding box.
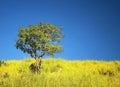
[16,22,64,73]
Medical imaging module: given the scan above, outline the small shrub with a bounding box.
[0,60,6,67]
[3,73,9,78]
[29,63,37,73]
[99,69,114,76]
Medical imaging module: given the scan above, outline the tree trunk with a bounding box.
[35,57,42,74]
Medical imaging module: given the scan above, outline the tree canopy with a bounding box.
[16,22,64,59]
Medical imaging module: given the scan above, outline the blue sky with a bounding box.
[0,0,120,60]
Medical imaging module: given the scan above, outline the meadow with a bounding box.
[0,58,120,87]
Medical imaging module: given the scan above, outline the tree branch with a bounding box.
[39,52,45,58]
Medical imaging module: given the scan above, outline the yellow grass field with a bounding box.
[0,58,120,87]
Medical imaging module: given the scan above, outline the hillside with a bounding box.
[0,58,120,87]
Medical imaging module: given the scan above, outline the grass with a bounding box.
[0,58,120,87]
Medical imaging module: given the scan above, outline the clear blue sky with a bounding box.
[0,0,120,60]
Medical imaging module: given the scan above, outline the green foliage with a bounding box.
[0,60,6,67]
[16,22,64,73]
[16,22,64,58]
[29,63,38,73]
[0,58,120,87]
